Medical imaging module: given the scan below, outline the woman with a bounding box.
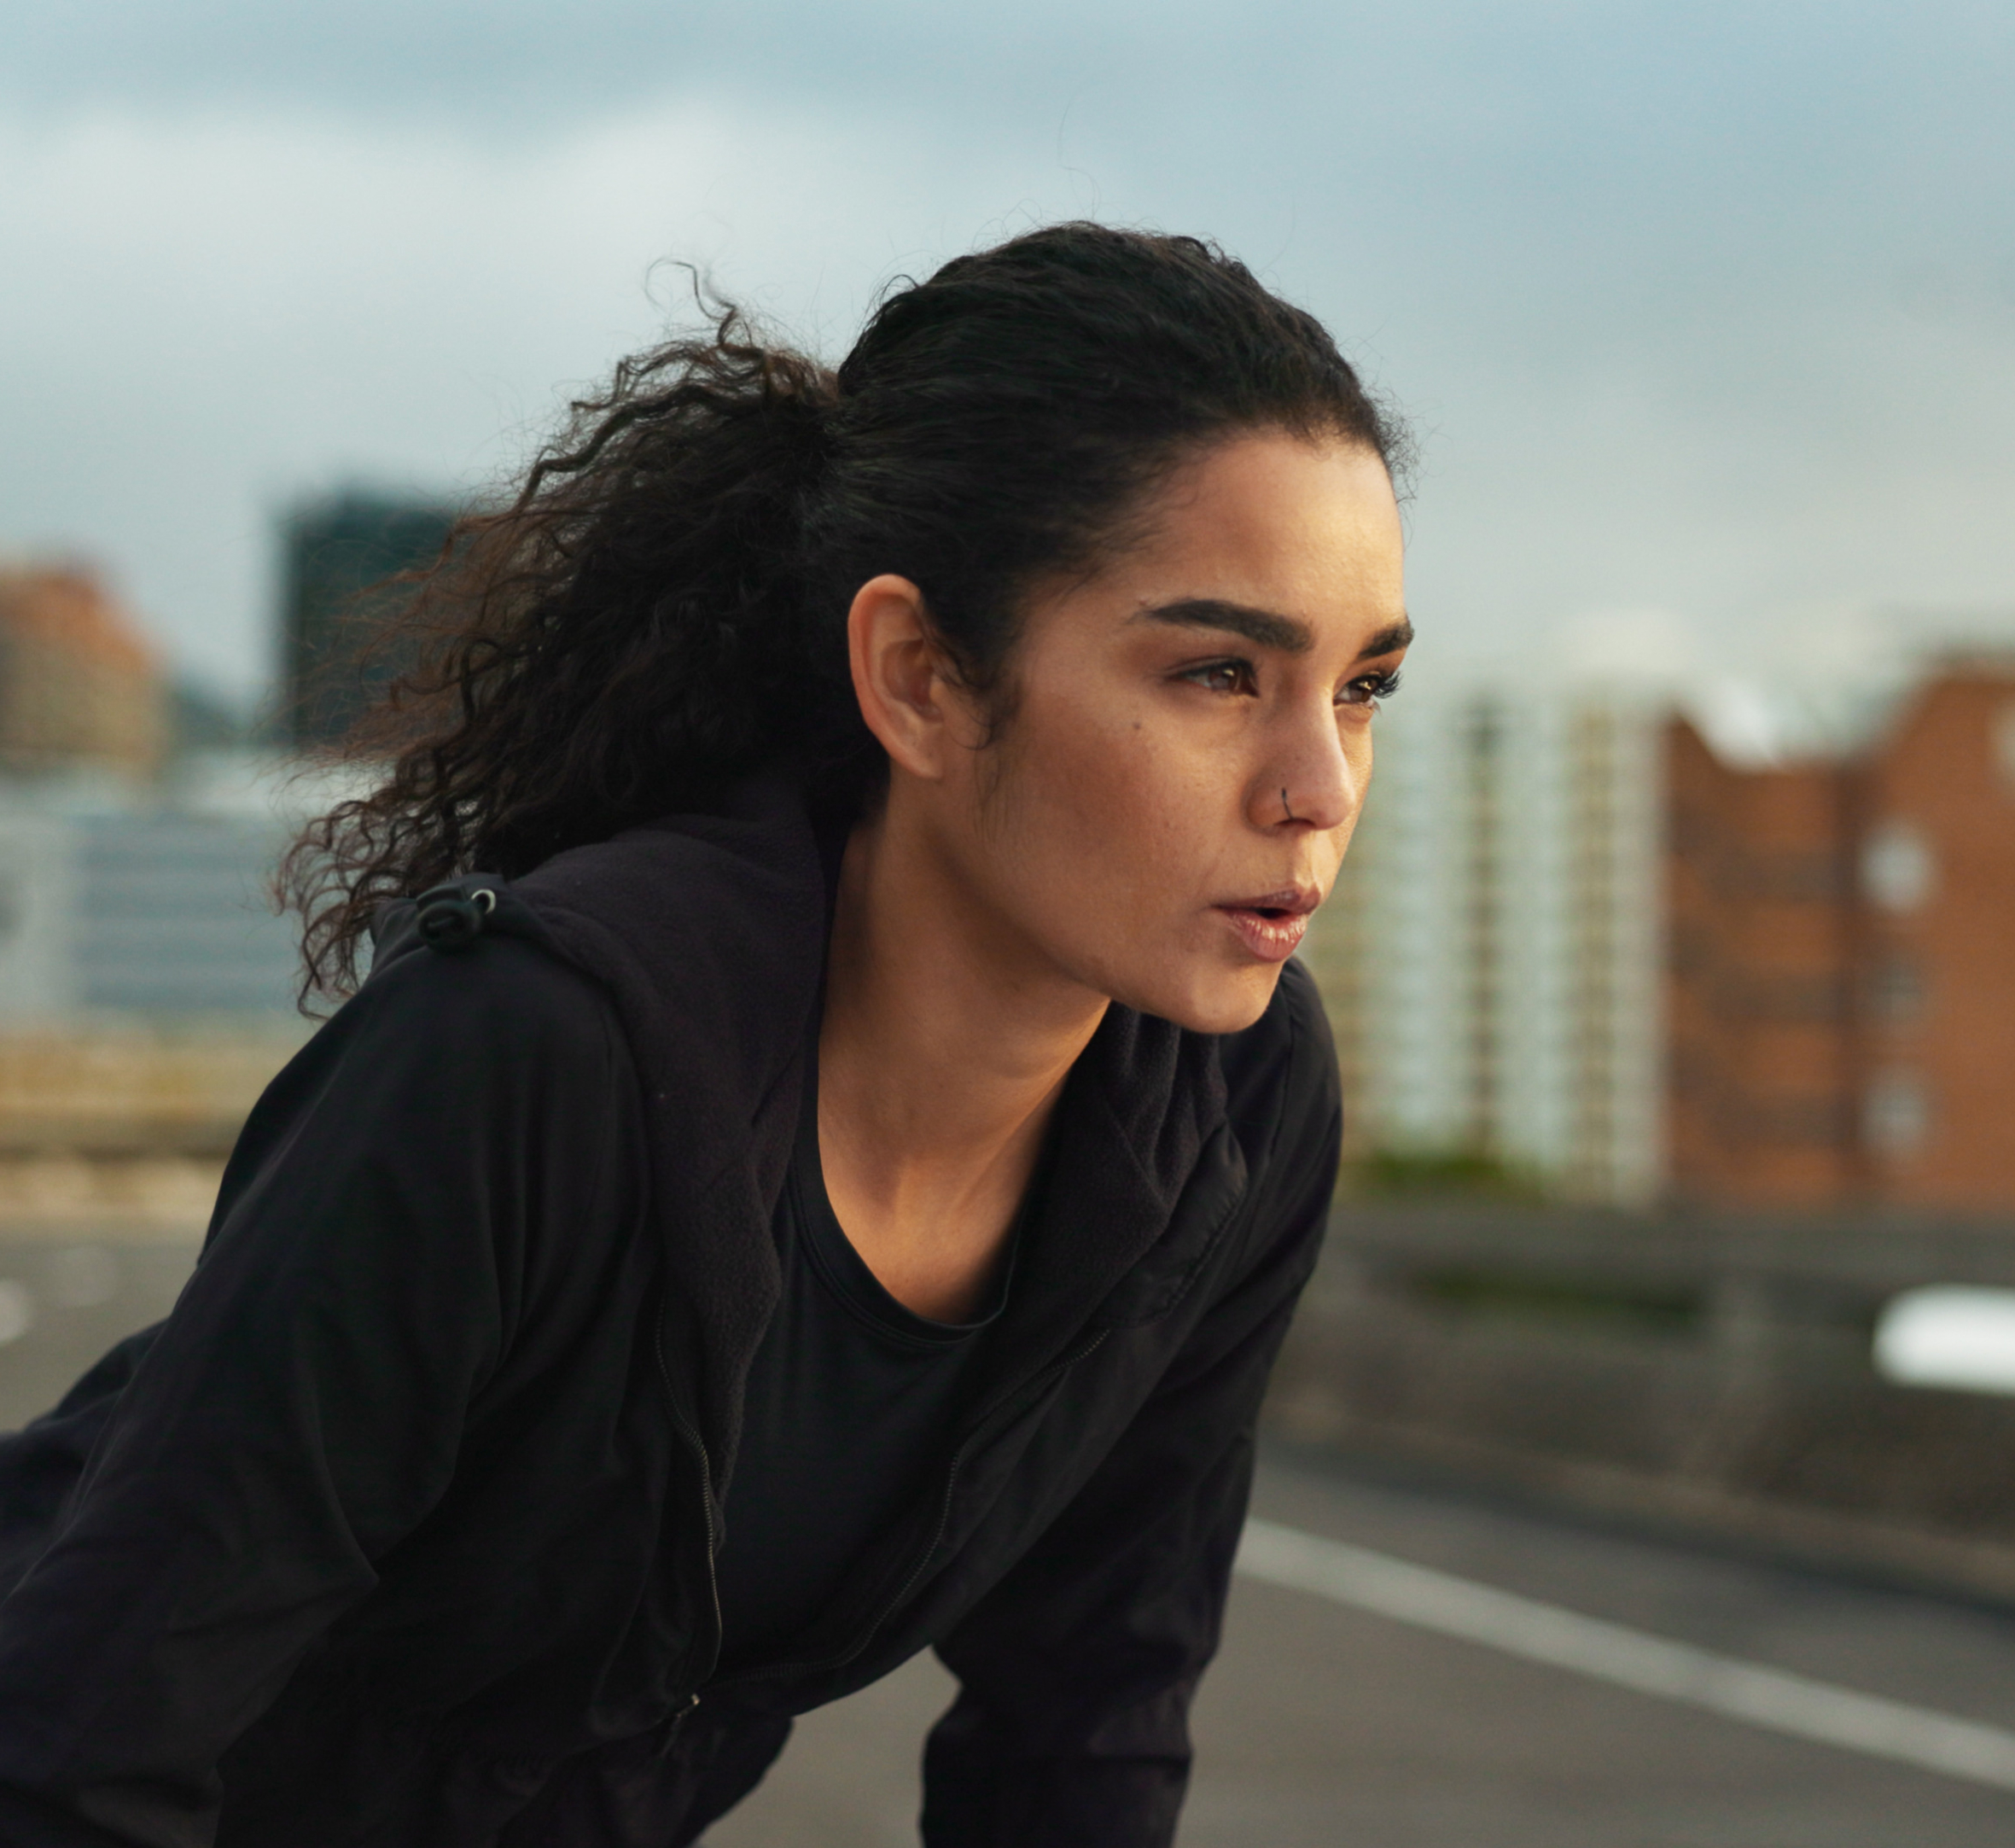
[0,224,1408,1845]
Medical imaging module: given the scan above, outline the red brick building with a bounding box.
[1667,661,2015,1213]
[0,565,166,779]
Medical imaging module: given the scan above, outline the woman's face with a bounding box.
[930,429,1410,1035]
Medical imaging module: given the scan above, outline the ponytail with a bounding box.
[282,305,852,1000]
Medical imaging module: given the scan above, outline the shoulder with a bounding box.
[291,930,634,1125]
[366,926,620,1047]
[207,927,644,1309]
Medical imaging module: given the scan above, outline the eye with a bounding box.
[1337,667,1402,710]
[1180,659,1258,697]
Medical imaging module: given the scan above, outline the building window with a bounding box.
[1994,702,2015,792]
[1866,953,1925,1024]
[1864,1069,1932,1158]
[1861,821,1936,914]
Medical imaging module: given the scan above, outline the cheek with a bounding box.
[960,681,1299,1025]
[993,697,1220,902]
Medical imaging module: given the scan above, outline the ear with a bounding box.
[847,574,972,779]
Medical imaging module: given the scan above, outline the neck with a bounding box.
[814,799,1107,1319]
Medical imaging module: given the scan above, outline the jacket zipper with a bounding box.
[709,1326,1111,1690]
[655,1300,723,1693]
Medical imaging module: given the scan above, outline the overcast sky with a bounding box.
[3,0,2012,708]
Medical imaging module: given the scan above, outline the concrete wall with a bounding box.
[1268,1202,2015,1602]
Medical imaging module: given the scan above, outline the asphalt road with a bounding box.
[8,1233,2015,1845]
[704,1447,2015,1848]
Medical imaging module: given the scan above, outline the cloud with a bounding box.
[2,1,2012,702]
[0,96,1055,696]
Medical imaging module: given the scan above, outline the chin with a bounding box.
[1119,961,1284,1037]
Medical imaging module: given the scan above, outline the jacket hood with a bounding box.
[371,774,1235,1473]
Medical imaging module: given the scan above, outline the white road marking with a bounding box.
[1236,1517,2015,1793]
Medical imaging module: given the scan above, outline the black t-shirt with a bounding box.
[712,1057,1017,1671]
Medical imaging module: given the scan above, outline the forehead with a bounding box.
[1032,431,1406,650]
[1145,431,1401,586]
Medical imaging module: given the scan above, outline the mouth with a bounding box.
[1213,887,1319,965]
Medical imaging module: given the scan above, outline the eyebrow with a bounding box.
[1132,598,1314,653]
[1356,618,1415,661]
[1133,599,1415,662]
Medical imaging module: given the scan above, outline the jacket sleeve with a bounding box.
[921,988,1342,1848]
[0,939,626,1848]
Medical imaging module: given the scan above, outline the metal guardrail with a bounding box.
[1267,1201,2015,1603]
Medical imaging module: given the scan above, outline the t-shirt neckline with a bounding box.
[791,1035,1021,1350]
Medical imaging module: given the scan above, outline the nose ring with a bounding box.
[1280,786,1296,824]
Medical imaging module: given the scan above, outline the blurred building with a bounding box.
[1309,657,2015,1215]
[1305,686,1664,1206]
[0,807,300,1024]
[282,490,456,752]
[1669,659,2015,1214]
[0,566,167,780]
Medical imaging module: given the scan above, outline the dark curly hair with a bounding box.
[282,223,1406,1004]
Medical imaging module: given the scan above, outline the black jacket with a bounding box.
[0,778,1339,1848]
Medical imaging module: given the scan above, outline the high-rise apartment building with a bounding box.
[1304,685,1664,1205]
[0,566,166,779]
[281,491,456,752]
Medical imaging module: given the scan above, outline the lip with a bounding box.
[1213,886,1320,965]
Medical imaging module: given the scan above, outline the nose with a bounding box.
[1248,695,1360,834]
